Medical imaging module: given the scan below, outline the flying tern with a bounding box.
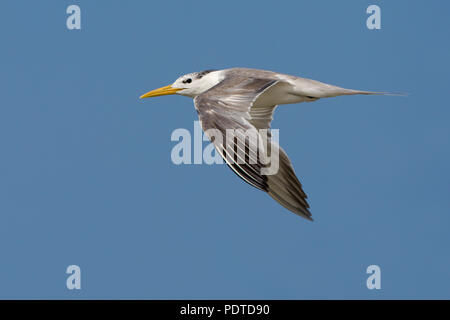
[140,68,393,220]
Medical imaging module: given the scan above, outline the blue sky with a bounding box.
[0,0,449,299]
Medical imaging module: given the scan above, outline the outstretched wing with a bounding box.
[194,76,312,220]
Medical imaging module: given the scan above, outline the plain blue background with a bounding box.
[0,0,449,299]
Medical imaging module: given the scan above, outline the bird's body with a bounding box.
[140,68,390,220]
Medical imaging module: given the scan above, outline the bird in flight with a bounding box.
[140,68,392,221]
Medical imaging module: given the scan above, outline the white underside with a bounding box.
[254,82,307,108]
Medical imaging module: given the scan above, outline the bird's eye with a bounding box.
[183,78,192,84]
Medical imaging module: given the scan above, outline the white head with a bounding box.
[140,70,222,99]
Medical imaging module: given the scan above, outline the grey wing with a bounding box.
[194,76,312,220]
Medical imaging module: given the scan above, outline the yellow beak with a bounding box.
[139,84,182,99]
